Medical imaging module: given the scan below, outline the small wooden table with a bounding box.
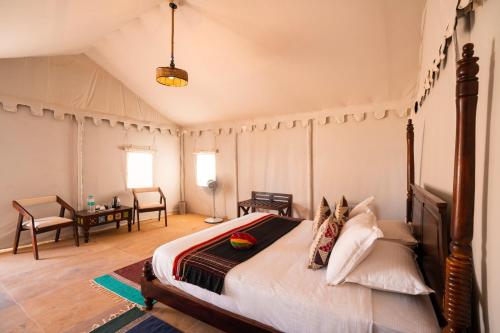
[237,191,293,217]
[76,206,133,243]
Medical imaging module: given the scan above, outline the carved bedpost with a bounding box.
[406,119,415,223]
[143,260,156,281]
[444,43,478,333]
[143,261,156,310]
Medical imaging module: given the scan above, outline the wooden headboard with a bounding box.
[411,184,448,325]
[407,118,449,325]
[406,43,479,332]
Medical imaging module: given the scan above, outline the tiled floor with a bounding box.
[0,214,223,333]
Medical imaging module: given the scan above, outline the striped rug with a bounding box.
[93,257,153,307]
[90,306,181,333]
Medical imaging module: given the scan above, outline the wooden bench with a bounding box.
[237,191,293,217]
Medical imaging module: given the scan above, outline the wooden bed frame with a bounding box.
[141,43,479,333]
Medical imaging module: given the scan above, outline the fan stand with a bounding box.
[204,216,223,224]
[205,181,223,224]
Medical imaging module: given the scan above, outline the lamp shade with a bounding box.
[156,66,188,87]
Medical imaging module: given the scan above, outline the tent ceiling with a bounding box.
[1,0,424,126]
[0,0,160,58]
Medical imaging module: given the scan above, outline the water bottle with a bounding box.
[87,195,96,213]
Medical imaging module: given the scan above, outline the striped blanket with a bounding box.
[172,214,303,294]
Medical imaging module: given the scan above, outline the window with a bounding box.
[127,151,153,188]
[196,152,216,187]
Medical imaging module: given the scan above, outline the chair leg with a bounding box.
[55,227,61,242]
[13,224,22,255]
[158,210,161,221]
[30,229,39,260]
[73,223,80,247]
[137,211,141,231]
[164,208,168,227]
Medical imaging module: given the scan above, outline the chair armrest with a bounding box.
[12,201,34,219]
[158,188,166,206]
[158,188,166,201]
[132,190,140,208]
[56,196,75,218]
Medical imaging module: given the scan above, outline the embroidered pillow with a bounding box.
[334,195,349,225]
[312,197,331,236]
[308,215,342,270]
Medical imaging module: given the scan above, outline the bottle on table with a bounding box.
[87,195,96,213]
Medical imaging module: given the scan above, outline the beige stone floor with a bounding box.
[0,214,224,333]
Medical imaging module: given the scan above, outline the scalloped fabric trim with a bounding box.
[182,108,411,136]
[0,97,179,136]
[413,0,477,112]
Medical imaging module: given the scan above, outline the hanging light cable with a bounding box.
[156,1,188,87]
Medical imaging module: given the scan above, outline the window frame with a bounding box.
[126,150,155,189]
[195,151,217,187]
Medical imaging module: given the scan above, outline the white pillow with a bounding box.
[326,211,383,285]
[345,240,433,295]
[349,196,375,218]
[378,220,418,247]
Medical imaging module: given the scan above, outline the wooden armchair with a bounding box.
[132,187,167,231]
[12,195,79,260]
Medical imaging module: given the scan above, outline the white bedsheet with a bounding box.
[153,213,439,333]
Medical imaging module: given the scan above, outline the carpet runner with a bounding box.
[93,257,153,307]
[90,306,181,333]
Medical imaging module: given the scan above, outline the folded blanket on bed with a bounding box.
[172,214,303,294]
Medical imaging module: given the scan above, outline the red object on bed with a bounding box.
[230,232,257,250]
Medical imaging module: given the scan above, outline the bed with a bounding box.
[152,213,439,333]
[141,43,479,333]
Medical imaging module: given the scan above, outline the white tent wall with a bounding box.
[413,1,500,331]
[184,131,237,219]
[184,113,406,221]
[313,115,406,219]
[238,126,309,218]
[82,118,181,219]
[0,107,76,250]
[0,108,180,250]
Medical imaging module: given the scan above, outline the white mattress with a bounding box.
[153,213,439,333]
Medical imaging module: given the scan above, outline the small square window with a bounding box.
[127,151,153,188]
[196,152,216,187]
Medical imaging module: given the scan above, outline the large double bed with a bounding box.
[141,44,479,333]
[153,213,439,332]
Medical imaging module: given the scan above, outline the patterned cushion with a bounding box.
[308,215,342,270]
[312,197,331,235]
[334,195,349,226]
[230,232,257,250]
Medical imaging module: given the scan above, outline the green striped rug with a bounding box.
[93,258,154,307]
[93,274,151,307]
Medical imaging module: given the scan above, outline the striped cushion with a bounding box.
[230,232,257,250]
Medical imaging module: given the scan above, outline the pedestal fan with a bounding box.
[205,180,223,224]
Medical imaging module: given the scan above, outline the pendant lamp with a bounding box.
[156,1,188,87]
